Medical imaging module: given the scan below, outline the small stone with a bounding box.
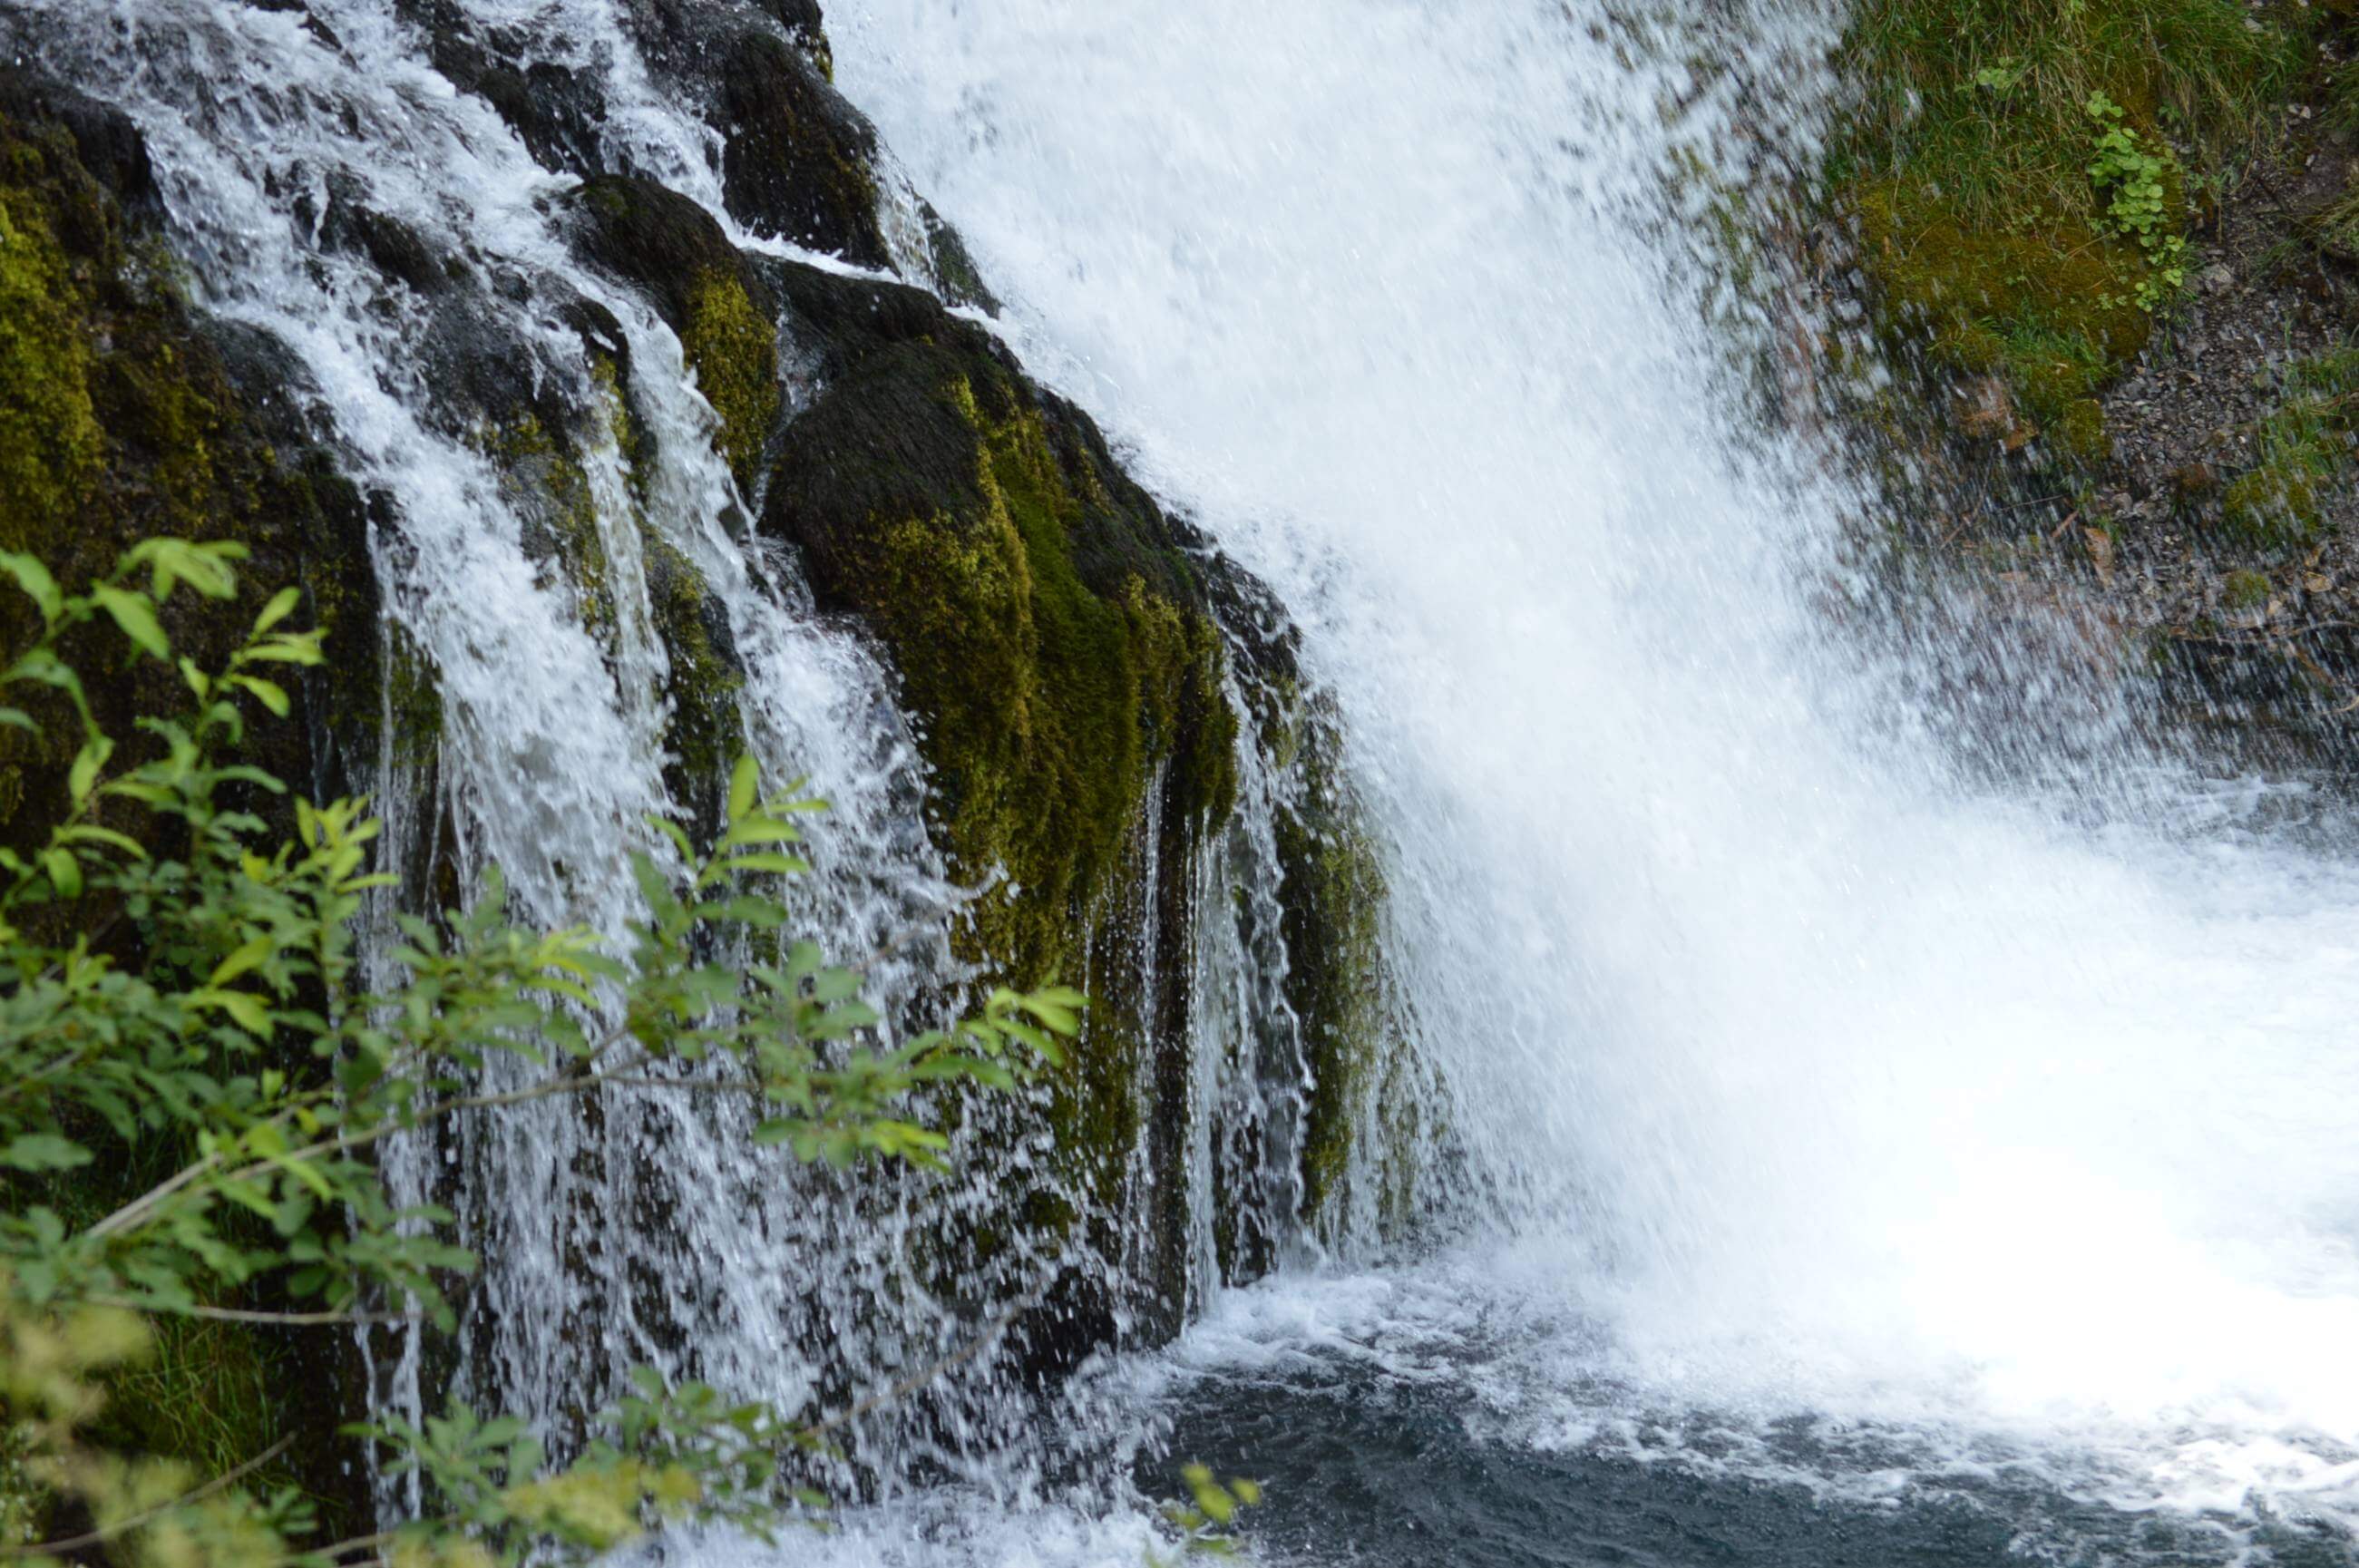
[2201,263,2235,295]
[2307,573,2334,593]
[2082,526,2116,584]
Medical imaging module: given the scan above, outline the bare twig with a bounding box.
[88,1297,423,1328]
[1,1436,296,1559]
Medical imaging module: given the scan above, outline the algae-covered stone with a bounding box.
[643,531,746,827]
[760,262,1236,987]
[0,79,377,844]
[756,262,1241,1258]
[567,175,782,491]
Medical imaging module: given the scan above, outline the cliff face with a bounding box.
[1816,0,2359,770]
[0,0,1411,1520]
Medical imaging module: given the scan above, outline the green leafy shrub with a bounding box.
[2083,91,2188,312]
[0,539,1089,1563]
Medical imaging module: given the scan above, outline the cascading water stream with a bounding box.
[15,0,2359,1558]
[812,0,2359,1557]
[4,0,1359,1515]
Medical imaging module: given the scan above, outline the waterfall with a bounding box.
[828,0,2359,1552]
[13,0,2359,1558]
[0,0,1418,1516]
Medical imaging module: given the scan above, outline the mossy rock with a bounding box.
[716,28,886,266]
[618,0,886,265]
[2219,465,2325,550]
[920,200,1000,317]
[643,531,746,829]
[1271,696,1394,1227]
[2222,568,2273,609]
[2052,396,2111,466]
[1857,184,2151,374]
[756,264,1239,1227]
[566,175,781,491]
[0,78,378,855]
[761,263,1236,982]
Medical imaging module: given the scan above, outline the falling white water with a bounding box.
[825,0,2359,1547]
[18,0,2359,1554]
[5,0,1353,1512]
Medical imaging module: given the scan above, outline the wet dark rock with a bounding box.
[396,0,608,174]
[716,27,887,264]
[0,68,157,216]
[921,200,1000,316]
[566,172,773,327]
[750,0,832,71]
[317,172,461,296]
[473,59,607,173]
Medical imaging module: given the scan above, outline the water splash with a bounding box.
[830,0,2359,1546]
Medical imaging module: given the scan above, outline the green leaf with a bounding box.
[722,852,807,880]
[0,1134,92,1172]
[255,585,303,634]
[232,674,291,717]
[719,817,804,849]
[41,847,81,900]
[93,585,170,659]
[201,989,274,1036]
[0,550,61,621]
[727,753,759,824]
[210,937,275,987]
[58,823,148,859]
[67,735,113,803]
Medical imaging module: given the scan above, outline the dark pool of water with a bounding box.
[1143,1355,2358,1568]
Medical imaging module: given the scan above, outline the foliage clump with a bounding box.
[0,540,1085,1563]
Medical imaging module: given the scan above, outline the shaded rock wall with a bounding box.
[0,0,1410,1498]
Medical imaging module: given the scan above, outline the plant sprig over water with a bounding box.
[0,541,1085,1563]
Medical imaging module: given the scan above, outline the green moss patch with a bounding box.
[763,267,1236,988]
[1834,0,2296,449]
[567,175,783,495]
[0,93,376,859]
[759,266,1239,1215]
[642,531,746,824]
[2216,346,2359,550]
[681,270,780,492]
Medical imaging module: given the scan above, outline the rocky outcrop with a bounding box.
[2,0,1412,1439]
[0,70,380,850]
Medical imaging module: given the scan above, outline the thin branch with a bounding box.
[87,1296,423,1328]
[89,1017,639,1242]
[1,1436,295,1559]
[293,1527,405,1565]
